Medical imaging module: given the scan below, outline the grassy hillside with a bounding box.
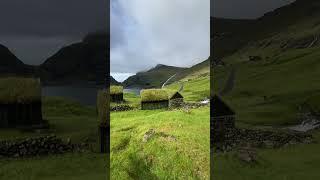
[123,64,186,88]
[167,59,210,102]
[214,0,320,126]
[213,1,320,179]
[111,61,210,179]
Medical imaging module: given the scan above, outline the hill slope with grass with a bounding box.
[122,64,186,88]
[214,0,320,127]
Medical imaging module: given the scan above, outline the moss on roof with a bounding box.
[140,89,169,102]
[0,77,41,104]
[110,86,123,95]
[97,89,108,124]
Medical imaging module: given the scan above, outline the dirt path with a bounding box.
[219,66,236,96]
[162,74,177,88]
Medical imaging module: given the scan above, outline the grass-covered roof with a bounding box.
[97,89,108,124]
[0,77,41,103]
[140,89,169,102]
[110,86,123,95]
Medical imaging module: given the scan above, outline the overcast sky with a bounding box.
[111,0,210,82]
[0,0,108,65]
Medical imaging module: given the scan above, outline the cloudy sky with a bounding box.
[111,0,296,82]
[0,0,108,65]
[110,0,210,82]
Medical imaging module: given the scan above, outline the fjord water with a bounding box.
[42,86,142,106]
[42,85,104,106]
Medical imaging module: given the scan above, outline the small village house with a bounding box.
[211,95,235,144]
[110,85,124,102]
[0,77,43,128]
[141,89,169,110]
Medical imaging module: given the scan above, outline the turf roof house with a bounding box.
[211,95,235,144]
[0,77,43,128]
[110,86,123,102]
[141,89,169,110]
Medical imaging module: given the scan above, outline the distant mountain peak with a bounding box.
[155,64,166,68]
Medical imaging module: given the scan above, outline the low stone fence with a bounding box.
[212,128,313,152]
[110,104,134,112]
[0,135,87,158]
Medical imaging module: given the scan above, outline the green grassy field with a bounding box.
[111,70,211,179]
[213,131,320,180]
[0,97,108,180]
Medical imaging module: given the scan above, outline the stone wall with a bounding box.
[169,98,184,108]
[0,135,87,158]
[212,128,313,152]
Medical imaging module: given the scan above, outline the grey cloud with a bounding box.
[111,0,210,74]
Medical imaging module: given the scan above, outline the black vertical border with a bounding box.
[210,12,214,180]
[106,0,111,179]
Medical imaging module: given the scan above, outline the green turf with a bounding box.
[110,106,210,179]
[140,89,168,102]
[111,71,210,179]
[0,77,41,103]
[110,85,123,95]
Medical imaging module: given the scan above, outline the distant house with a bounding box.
[110,85,124,102]
[211,95,235,144]
[0,77,43,128]
[141,89,169,110]
[168,91,184,108]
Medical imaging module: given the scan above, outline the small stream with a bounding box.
[287,119,320,132]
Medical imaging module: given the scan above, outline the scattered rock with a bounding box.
[143,129,156,142]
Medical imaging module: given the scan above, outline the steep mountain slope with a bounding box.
[110,76,120,85]
[40,33,108,84]
[122,64,186,88]
[0,44,26,74]
[213,0,320,126]
[163,58,210,101]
